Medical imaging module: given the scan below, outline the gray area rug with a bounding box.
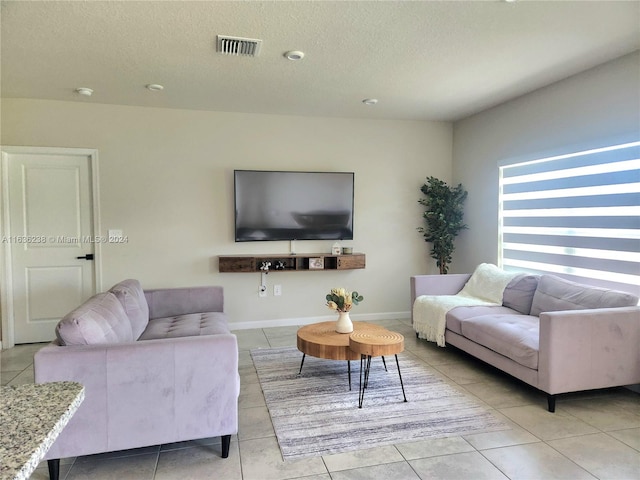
[251,346,509,460]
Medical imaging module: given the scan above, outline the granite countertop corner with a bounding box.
[0,381,85,480]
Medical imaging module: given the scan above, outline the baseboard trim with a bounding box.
[229,311,410,331]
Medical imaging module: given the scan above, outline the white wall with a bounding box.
[451,51,640,274]
[1,99,452,329]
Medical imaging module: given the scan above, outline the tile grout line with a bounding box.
[151,448,160,479]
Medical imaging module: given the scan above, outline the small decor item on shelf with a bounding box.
[332,242,342,255]
[326,287,364,333]
[309,257,324,270]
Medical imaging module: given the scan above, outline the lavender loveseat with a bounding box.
[34,280,239,480]
[411,272,639,412]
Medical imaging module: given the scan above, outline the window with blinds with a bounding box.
[499,141,640,294]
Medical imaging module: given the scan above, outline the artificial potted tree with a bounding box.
[417,176,468,274]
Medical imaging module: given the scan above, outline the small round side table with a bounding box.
[349,330,407,408]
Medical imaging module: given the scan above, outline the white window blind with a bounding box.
[499,141,640,295]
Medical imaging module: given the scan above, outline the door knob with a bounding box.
[76,254,94,260]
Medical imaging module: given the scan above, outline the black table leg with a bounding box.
[298,353,306,375]
[48,459,60,480]
[381,355,387,371]
[359,354,373,408]
[395,354,407,402]
[358,354,407,408]
[364,355,372,389]
[358,354,365,408]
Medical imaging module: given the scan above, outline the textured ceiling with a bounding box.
[2,1,639,121]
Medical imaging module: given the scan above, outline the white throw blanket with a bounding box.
[413,263,519,347]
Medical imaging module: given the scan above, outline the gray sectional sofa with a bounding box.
[411,271,640,412]
[34,279,239,480]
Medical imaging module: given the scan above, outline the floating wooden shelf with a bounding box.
[218,253,365,273]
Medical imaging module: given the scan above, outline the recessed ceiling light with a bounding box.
[146,84,164,91]
[75,87,93,96]
[284,51,305,61]
[362,98,378,105]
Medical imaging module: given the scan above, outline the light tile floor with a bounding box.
[2,318,639,480]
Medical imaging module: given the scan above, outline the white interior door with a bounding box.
[2,148,99,344]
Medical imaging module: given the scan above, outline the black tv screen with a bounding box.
[234,170,354,242]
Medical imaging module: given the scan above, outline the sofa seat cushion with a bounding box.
[138,312,229,340]
[460,314,540,369]
[56,292,134,345]
[446,306,520,335]
[109,279,150,339]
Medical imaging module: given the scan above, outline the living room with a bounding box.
[1,1,639,479]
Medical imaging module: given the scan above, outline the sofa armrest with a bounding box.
[410,274,471,326]
[411,274,470,304]
[144,286,224,319]
[34,333,239,459]
[538,306,640,395]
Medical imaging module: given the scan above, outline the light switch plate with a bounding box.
[108,229,123,239]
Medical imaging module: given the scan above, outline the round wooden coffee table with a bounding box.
[296,321,387,389]
[349,330,407,408]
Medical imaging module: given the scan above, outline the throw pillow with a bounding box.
[109,279,150,339]
[460,263,520,303]
[56,292,134,345]
[502,274,540,315]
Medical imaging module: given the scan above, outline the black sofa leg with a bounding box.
[47,459,60,480]
[221,434,231,458]
[547,394,556,413]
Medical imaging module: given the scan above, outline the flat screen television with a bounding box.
[234,170,354,242]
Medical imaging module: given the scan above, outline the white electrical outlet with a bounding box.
[259,286,267,298]
[274,284,282,296]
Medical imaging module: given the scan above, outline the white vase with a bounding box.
[335,311,353,333]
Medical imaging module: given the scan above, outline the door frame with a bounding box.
[0,146,103,349]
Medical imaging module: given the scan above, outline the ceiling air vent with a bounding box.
[217,35,262,57]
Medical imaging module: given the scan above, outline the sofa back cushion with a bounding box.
[144,286,224,319]
[530,275,639,316]
[502,274,540,315]
[109,279,149,339]
[55,292,134,345]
